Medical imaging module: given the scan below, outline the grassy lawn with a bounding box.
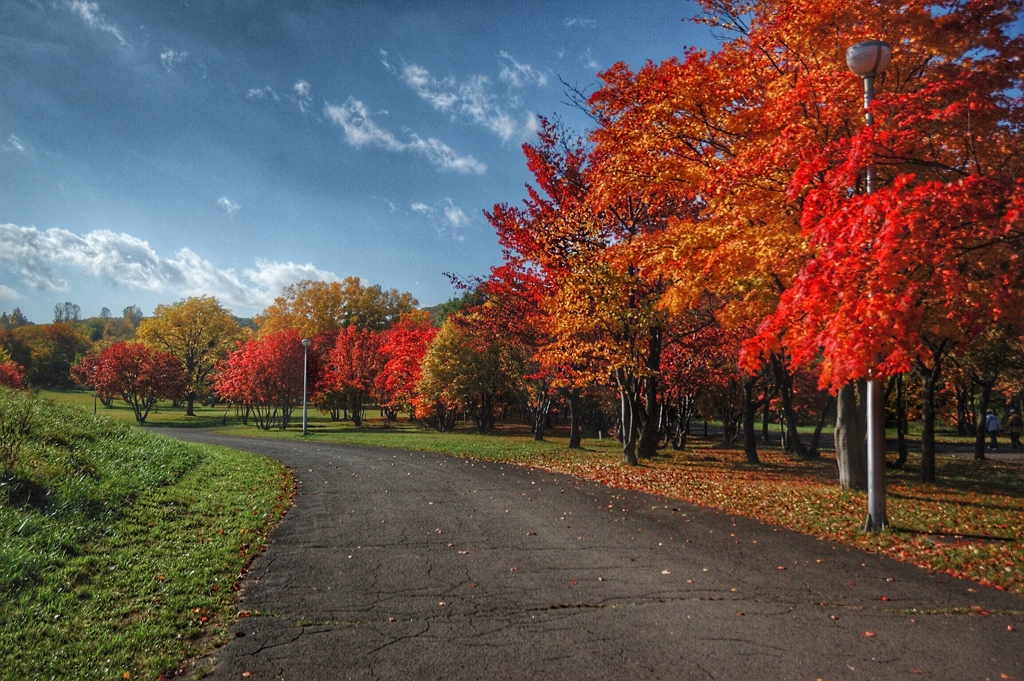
[40,389,237,429]
[0,389,293,680]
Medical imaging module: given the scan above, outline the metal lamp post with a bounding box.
[301,338,311,436]
[846,39,892,532]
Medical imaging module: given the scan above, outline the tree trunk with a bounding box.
[637,328,662,460]
[891,374,908,469]
[351,394,363,427]
[761,403,771,444]
[742,376,759,464]
[532,391,552,441]
[562,388,583,449]
[917,352,944,484]
[186,393,196,417]
[616,369,640,466]
[808,395,834,458]
[835,381,867,490]
[972,376,997,461]
[955,380,972,436]
[772,354,813,460]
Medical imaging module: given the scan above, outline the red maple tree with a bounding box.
[81,342,188,423]
[213,330,307,430]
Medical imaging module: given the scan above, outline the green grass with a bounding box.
[0,388,293,680]
[39,389,240,428]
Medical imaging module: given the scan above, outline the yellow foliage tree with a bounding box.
[136,296,247,415]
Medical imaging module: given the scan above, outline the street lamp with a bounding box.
[847,39,892,532]
[301,338,311,436]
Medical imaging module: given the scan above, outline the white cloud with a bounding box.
[0,285,20,301]
[247,86,280,101]
[2,135,29,154]
[323,98,486,174]
[64,1,128,46]
[443,200,470,228]
[409,199,471,240]
[565,17,598,28]
[294,80,312,113]
[0,223,340,309]
[218,196,240,216]
[386,56,540,143]
[160,48,188,70]
[499,51,547,88]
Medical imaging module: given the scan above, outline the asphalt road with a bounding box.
[165,430,1024,680]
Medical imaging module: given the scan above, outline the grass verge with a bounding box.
[0,388,293,680]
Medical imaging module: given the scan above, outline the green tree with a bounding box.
[417,318,524,433]
[12,323,90,388]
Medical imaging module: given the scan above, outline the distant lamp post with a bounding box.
[847,39,892,533]
[301,338,311,436]
[93,365,99,414]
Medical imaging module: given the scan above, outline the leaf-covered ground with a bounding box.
[492,442,1024,595]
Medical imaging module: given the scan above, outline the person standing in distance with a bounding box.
[1007,409,1022,452]
[985,409,1002,451]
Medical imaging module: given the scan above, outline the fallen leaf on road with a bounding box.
[661,570,671,575]
[863,631,876,637]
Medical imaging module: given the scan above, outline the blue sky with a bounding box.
[0,0,717,323]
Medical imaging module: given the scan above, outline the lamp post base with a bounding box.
[862,512,889,533]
